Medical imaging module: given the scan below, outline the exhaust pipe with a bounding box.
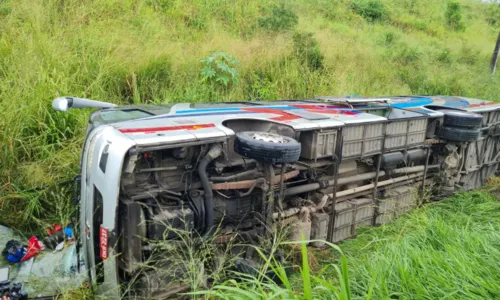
[198,144,223,237]
[52,96,117,112]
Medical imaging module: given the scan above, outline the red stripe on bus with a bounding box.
[119,123,216,133]
[242,107,301,121]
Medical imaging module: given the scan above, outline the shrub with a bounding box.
[200,51,240,88]
[292,32,324,71]
[350,0,389,22]
[403,0,420,15]
[486,1,500,26]
[457,46,479,65]
[245,72,278,100]
[258,3,298,31]
[383,31,398,45]
[395,44,422,65]
[437,48,453,64]
[445,1,465,31]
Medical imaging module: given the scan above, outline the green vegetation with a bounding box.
[338,189,500,299]
[194,188,500,299]
[486,0,500,26]
[350,0,389,22]
[258,3,299,32]
[0,0,498,273]
[446,1,466,31]
[0,0,498,298]
[200,51,240,88]
[293,32,325,71]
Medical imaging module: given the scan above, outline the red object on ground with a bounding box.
[52,223,63,232]
[21,236,42,261]
[46,223,63,235]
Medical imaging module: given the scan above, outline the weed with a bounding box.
[123,56,173,104]
[446,1,465,31]
[246,72,278,100]
[191,238,351,300]
[292,32,324,72]
[486,1,500,26]
[458,46,480,65]
[394,44,422,65]
[200,51,240,88]
[0,184,75,233]
[145,0,170,12]
[382,31,398,45]
[336,190,500,299]
[350,0,389,22]
[258,3,298,32]
[437,48,453,64]
[402,0,422,15]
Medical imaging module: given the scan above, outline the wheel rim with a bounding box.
[249,132,287,144]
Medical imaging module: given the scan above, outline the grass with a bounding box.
[0,0,499,297]
[193,187,500,300]
[336,188,500,299]
[0,0,499,231]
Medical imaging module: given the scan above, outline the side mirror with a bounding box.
[52,97,117,112]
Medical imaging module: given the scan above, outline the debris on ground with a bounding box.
[22,236,42,262]
[2,240,25,263]
[0,225,86,297]
[43,224,65,251]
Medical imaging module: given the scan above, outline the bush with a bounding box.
[437,48,453,64]
[383,31,398,45]
[446,1,465,31]
[457,46,480,65]
[350,0,389,22]
[258,3,298,31]
[292,32,324,71]
[486,1,500,26]
[245,72,278,100]
[200,51,240,88]
[395,44,422,65]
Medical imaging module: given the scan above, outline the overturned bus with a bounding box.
[47,95,500,298]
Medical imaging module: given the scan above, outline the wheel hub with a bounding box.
[250,132,287,143]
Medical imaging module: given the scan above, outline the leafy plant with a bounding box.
[258,3,298,32]
[200,51,240,88]
[350,0,389,22]
[292,32,324,72]
[445,1,465,31]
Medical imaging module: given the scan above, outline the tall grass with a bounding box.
[190,239,352,300]
[0,0,499,230]
[324,190,500,299]
[190,189,500,300]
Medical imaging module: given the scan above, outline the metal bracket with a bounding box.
[327,128,343,242]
